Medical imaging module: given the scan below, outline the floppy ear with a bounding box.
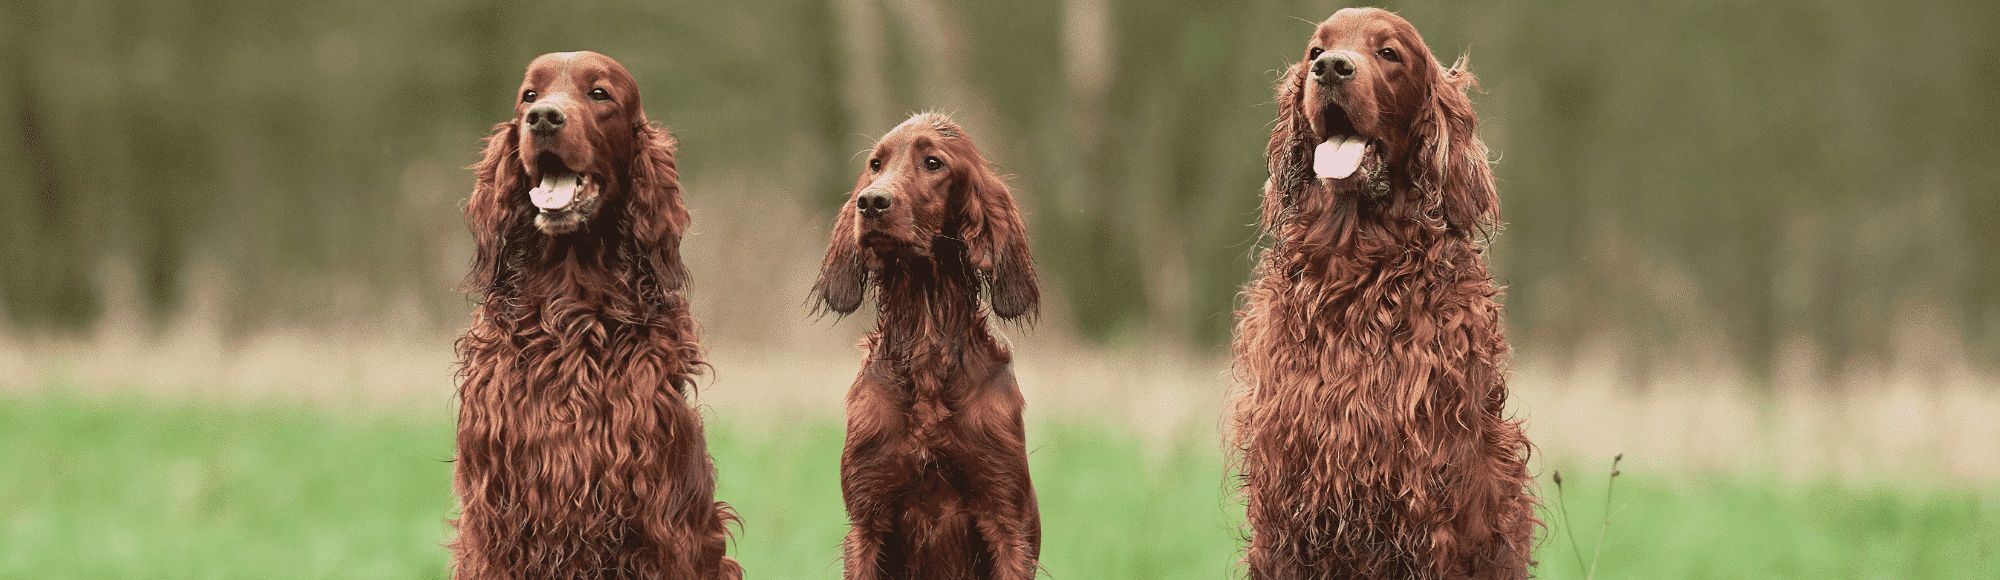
[1263,60,1315,226]
[625,121,692,294]
[960,165,1039,321]
[811,196,869,315]
[466,120,526,294]
[1407,55,1498,237]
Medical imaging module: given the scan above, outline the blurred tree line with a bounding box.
[3,0,1995,382]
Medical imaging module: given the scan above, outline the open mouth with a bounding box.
[528,153,601,234]
[1313,102,1373,180]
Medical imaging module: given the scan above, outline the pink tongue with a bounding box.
[1314,136,1368,179]
[530,173,580,209]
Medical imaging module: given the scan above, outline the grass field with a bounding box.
[2,392,1995,579]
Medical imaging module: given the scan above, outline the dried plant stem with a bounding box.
[1586,454,1625,580]
[1552,470,1587,576]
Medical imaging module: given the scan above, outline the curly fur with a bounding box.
[812,113,1042,580]
[1231,9,1538,580]
[451,51,739,580]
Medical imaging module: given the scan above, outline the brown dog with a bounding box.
[452,51,739,580]
[1233,10,1539,580]
[812,113,1042,580]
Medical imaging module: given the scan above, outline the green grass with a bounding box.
[1534,465,1999,580]
[0,396,457,578]
[2,395,1995,579]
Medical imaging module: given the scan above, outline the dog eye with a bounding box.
[522,90,538,103]
[868,159,882,172]
[923,156,943,171]
[589,88,611,102]
[1308,47,1324,60]
[1377,47,1400,63]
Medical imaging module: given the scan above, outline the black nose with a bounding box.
[856,189,892,218]
[525,103,566,133]
[1311,52,1356,82]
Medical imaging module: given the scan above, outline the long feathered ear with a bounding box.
[811,197,868,315]
[466,120,525,295]
[1408,55,1498,237]
[1263,60,1315,227]
[625,121,692,294]
[960,165,1039,321]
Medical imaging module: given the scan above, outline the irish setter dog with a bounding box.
[812,113,1042,580]
[1232,9,1538,580]
[451,51,739,580]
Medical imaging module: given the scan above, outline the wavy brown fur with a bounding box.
[451,51,739,580]
[1231,9,1538,580]
[812,113,1042,580]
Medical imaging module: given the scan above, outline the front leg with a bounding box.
[965,439,1039,580]
[842,369,907,580]
[842,521,886,580]
[971,501,1039,580]
[950,365,1039,580]
[839,464,908,580]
